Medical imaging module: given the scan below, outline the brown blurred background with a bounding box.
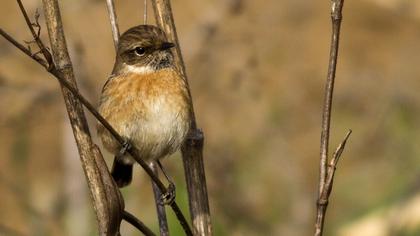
[2,0,420,235]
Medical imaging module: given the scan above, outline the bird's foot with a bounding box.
[160,182,176,205]
[117,140,132,160]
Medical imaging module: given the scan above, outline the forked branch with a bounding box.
[315,0,350,236]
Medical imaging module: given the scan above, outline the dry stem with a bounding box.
[151,0,212,235]
[105,0,120,51]
[315,0,350,236]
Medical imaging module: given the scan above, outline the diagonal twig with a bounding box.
[123,211,156,236]
[323,130,352,199]
[0,29,47,67]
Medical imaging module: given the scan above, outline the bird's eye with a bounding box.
[134,47,146,56]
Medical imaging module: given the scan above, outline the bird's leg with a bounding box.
[157,160,176,205]
[116,139,132,162]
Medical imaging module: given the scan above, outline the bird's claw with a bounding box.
[160,182,176,205]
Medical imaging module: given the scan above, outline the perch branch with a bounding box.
[150,162,170,236]
[315,1,350,236]
[105,0,120,50]
[122,211,156,236]
[151,1,212,235]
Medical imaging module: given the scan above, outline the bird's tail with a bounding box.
[111,158,133,188]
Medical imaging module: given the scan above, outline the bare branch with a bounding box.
[330,129,352,167]
[151,1,212,235]
[0,28,48,67]
[17,0,53,69]
[122,211,156,236]
[41,0,124,235]
[315,0,348,236]
[144,0,148,24]
[105,0,120,50]
[150,162,170,236]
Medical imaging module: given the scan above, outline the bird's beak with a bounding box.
[160,42,175,50]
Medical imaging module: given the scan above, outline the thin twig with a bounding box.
[17,0,52,68]
[324,130,352,197]
[151,1,212,235]
[105,0,120,50]
[150,162,170,236]
[315,0,348,236]
[0,29,47,67]
[144,0,148,24]
[123,211,156,236]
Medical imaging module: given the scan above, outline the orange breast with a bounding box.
[97,68,191,161]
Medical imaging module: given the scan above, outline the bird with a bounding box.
[97,25,192,191]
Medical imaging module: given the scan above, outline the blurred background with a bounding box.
[2,0,420,235]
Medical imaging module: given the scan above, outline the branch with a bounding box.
[144,0,148,24]
[17,0,52,69]
[105,0,120,50]
[315,1,349,236]
[151,1,212,235]
[0,28,47,67]
[40,1,124,235]
[122,211,156,236]
[150,162,170,236]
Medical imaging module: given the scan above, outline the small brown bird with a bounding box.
[97,25,192,188]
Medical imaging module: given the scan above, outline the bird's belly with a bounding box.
[99,94,190,162]
[131,98,190,160]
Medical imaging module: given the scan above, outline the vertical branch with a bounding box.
[151,1,212,235]
[150,162,170,236]
[315,1,350,236]
[40,0,124,235]
[105,0,120,50]
[144,0,148,24]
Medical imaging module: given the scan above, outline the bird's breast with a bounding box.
[97,68,191,160]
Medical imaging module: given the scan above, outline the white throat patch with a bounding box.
[124,64,154,74]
